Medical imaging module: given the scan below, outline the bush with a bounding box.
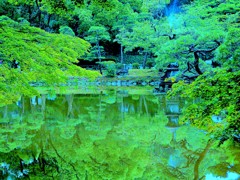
[116,63,124,69]
[59,26,75,36]
[146,61,155,68]
[132,63,140,69]
[100,61,116,77]
[17,18,30,26]
[123,55,143,64]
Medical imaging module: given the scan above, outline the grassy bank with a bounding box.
[100,69,160,82]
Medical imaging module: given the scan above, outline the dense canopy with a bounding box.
[0,15,99,105]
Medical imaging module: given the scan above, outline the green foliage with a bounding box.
[133,0,238,144]
[76,8,94,35]
[17,17,30,26]
[85,26,110,44]
[0,0,239,147]
[0,16,99,106]
[59,25,75,36]
[216,27,240,67]
[122,55,143,64]
[132,63,140,69]
[1,93,239,179]
[105,61,117,77]
[116,63,124,69]
[84,26,110,62]
[146,61,155,68]
[169,68,240,142]
[100,61,117,77]
[152,0,240,71]
[128,69,158,77]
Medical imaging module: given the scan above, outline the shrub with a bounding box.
[132,63,140,69]
[17,18,30,26]
[116,63,124,69]
[100,61,116,77]
[146,61,155,68]
[59,26,75,36]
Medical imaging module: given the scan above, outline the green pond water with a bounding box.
[0,89,239,180]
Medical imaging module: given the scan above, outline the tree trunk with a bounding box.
[47,14,52,27]
[142,96,149,116]
[139,96,143,114]
[38,11,42,27]
[34,0,42,27]
[121,97,124,121]
[28,5,32,21]
[98,93,102,123]
[187,41,221,76]
[193,52,203,75]
[96,41,102,74]
[142,52,148,69]
[3,106,8,119]
[193,140,213,180]
[120,45,124,64]
[41,94,46,115]
[66,94,74,118]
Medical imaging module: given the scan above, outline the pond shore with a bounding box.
[31,76,161,87]
[32,69,163,87]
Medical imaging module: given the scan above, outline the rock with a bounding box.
[122,81,127,86]
[95,82,101,86]
[142,81,147,86]
[150,82,155,86]
[117,80,121,86]
[127,81,133,86]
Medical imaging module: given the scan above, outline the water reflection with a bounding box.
[0,90,239,179]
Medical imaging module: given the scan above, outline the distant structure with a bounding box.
[157,62,179,92]
[117,64,129,76]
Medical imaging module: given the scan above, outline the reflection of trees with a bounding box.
[66,94,74,118]
[0,92,239,179]
[194,140,213,180]
[139,95,149,116]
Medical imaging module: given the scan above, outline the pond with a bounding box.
[0,89,239,179]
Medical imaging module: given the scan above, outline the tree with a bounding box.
[86,0,122,28]
[153,0,240,78]
[0,15,99,106]
[75,7,95,37]
[117,13,156,68]
[0,0,81,34]
[84,26,110,74]
[166,0,240,144]
[113,14,136,64]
